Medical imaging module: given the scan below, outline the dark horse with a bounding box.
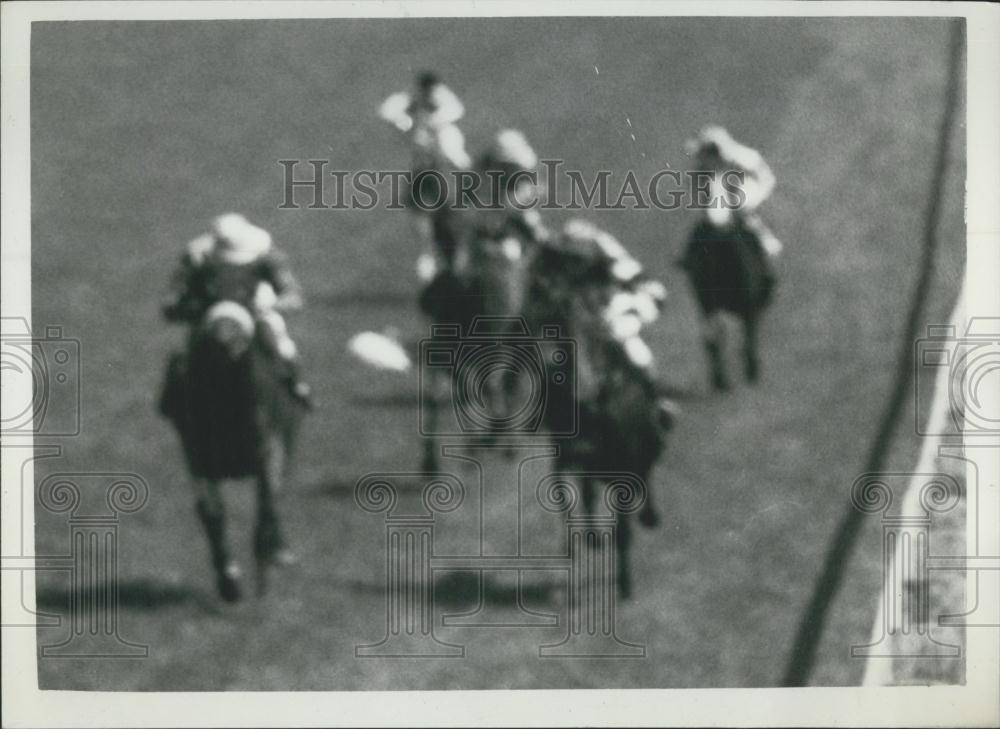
[679,216,776,391]
[160,308,306,601]
[524,244,672,598]
[416,204,541,470]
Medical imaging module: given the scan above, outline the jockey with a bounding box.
[556,219,667,371]
[163,213,313,407]
[686,125,782,257]
[380,72,472,282]
[379,71,472,172]
[472,128,551,250]
[416,128,552,324]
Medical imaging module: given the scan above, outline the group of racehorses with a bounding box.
[160,179,775,603]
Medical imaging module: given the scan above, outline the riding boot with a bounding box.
[705,339,730,392]
[253,502,296,597]
[254,505,293,567]
[280,357,315,410]
[195,500,242,602]
[616,518,633,600]
[745,348,760,383]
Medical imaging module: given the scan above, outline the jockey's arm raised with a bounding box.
[378,92,414,132]
[437,124,472,169]
[724,141,775,211]
[426,84,465,126]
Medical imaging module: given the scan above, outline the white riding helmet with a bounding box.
[685,124,734,156]
[212,213,272,264]
[560,219,643,281]
[492,129,538,169]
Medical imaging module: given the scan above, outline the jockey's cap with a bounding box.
[212,213,272,264]
[492,129,538,170]
[204,300,256,338]
[561,219,638,276]
[685,124,733,157]
[186,233,215,265]
[699,125,733,147]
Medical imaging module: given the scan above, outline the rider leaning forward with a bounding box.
[163,212,314,409]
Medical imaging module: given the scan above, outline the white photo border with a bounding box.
[2,1,998,727]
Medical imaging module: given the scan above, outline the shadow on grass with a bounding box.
[36,578,200,613]
[338,571,560,611]
[433,571,559,608]
[315,479,359,500]
[313,478,435,500]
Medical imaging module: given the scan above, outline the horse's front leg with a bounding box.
[702,310,730,392]
[587,474,636,599]
[616,515,633,600]
[421,369,442,472]
[742,310,761,384]
[498,366,523,457]
[254,433,294,596]
[637,468,661,529]
[580,473,596,516]
[193,478,242,602]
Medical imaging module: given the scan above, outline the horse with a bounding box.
[374,210,671,596]
[159,302,306,601]
[678,215,776,391]
[416,205,542,471]
[523,243,673,598]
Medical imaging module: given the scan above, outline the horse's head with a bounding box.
[201,301,256,361]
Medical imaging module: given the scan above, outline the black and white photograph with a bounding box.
[2,1,998,726]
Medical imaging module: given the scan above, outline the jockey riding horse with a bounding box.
[524,219,676,597]
[680,126,780,390]
[159,213,309,600]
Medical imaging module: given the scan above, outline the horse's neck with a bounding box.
[559,295,613,404]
